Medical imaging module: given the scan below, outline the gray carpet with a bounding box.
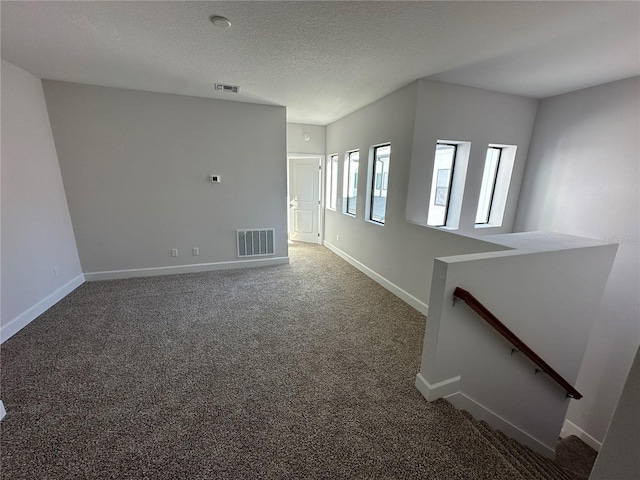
[555,435,598,480]
[1,242,581,479]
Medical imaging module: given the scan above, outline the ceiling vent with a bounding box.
[215,83,240,93]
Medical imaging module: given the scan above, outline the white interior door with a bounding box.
[288,157,320,243]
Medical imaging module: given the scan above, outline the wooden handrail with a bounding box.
[453,287,583,400]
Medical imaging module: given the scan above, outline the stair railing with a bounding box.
[452,287,583,400]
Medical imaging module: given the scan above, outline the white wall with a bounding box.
[515,77,640,446]
[1,60,83,340]
[287,123,326,155]
[407,79,539,235]
[324,82,506,310]
[42,81,288,276]
[418,241,617,455]
[591,346,640,480]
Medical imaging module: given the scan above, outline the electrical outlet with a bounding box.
[192,247,200,256]
[171,249,178,257]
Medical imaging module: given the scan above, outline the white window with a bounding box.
[326,154,338,210]
[427,141,470,229]
[475,144,517,228]
[369,144,391,224]
[475,147,502,224]
[427,144,456,227]
[344,150,359,216]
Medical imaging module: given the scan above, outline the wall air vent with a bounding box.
[215,83,240,93]
[237,229,275,257]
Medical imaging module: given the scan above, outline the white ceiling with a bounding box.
[2,1,639,125]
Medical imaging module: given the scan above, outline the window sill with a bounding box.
[433,225,459,231]
[474,223,503,230]
[365,219,385,227]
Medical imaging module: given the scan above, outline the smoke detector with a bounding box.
[210,16,231,28]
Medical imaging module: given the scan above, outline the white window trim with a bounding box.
[427,140,471,230]
[474,144,517,229]
[343,149,359,217]
[326,153,339,211]
[365,143,391,226]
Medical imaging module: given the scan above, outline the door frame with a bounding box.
[287,153,324,244]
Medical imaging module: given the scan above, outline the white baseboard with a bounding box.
[84,257,290,281]
[415,372,555,458]
[0,401,5,421]
[446,391,556,458]
[1,274,85,344]
[415,373,461,401]
[561,419,602,451]
[323,241,428,316]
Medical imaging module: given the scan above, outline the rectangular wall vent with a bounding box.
[237,229,275,257]
[215,83,240,93]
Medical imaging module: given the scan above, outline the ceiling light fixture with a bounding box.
[210,15,231,28]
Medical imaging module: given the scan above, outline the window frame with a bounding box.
[326,154,339,211]
[475,146,503,225]
[428,143,458,228]
[474,143,517,230]
[344,150,359,216]
[368,143,391,225]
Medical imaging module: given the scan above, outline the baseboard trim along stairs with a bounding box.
[415,373,556,458]
[458,407,575,480]
[560,419,602,452]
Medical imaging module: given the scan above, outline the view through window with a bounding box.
[369,144,390,224]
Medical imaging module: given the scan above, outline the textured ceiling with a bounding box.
[2,1,639,125]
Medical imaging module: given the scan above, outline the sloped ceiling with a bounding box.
[2,1,639,124]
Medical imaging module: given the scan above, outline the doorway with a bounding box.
[287,156,322,244]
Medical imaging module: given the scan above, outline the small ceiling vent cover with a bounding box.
[237,229,275,257]
[215,83,240,93]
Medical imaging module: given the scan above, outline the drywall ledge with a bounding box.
[416,232,617,456]
[324,241,429,316]
[84,257,290,281]
[1,274,85,343]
